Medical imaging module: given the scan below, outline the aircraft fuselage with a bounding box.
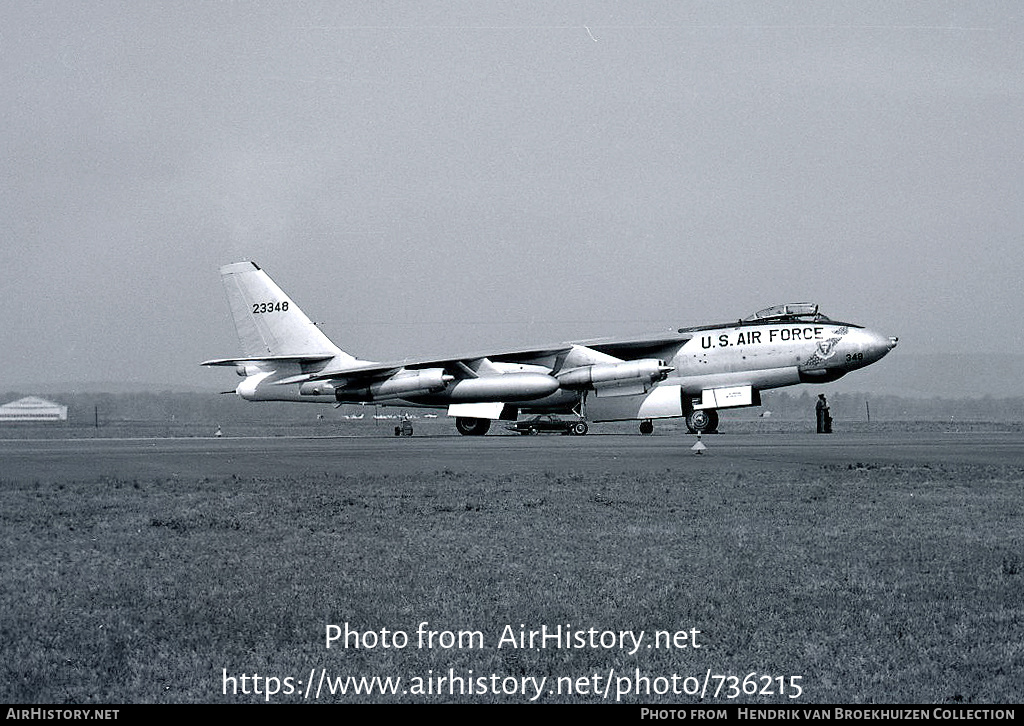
[233,318,895,421]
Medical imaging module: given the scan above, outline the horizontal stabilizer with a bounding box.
[200,355,336,367]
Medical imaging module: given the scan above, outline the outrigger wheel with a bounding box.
[685,409,719,434]
[455,417,491,436]
[639,419,654,435]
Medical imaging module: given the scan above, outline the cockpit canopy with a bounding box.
[677,302,852,334]
[743,303,828,322]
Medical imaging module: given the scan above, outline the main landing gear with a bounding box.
[685,409,719,434]
[455,417,491,436]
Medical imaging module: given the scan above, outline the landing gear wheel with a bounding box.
[686,409,719,434]
[639,419,654,435]
[455,417,490,436]
[570,421,589,436]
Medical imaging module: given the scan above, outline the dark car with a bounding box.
[506,415,589,436]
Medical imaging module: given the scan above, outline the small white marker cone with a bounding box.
[691,433,706,454]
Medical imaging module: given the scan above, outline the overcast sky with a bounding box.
[3,1,1022,390]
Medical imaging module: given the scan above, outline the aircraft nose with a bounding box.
[860,329,897,363]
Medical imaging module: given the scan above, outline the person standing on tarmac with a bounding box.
[816,394,832,434]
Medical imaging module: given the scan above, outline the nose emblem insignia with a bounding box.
[804,327,849,367]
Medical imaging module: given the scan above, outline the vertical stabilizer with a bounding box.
[219,261,352,361]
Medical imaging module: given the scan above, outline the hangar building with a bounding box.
[0,396,68,423]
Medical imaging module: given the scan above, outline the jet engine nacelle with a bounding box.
[301,368,453,402]
[556,359,673,391]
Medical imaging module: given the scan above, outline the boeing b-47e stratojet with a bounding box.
[202,261,897,435]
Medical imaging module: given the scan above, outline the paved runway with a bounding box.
[1,431,1021,483]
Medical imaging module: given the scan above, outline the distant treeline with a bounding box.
[3,390,1022,427]
[0,391,336,427]
[755,390,1024,423]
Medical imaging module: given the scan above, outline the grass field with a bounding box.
[2,456,1022,703]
